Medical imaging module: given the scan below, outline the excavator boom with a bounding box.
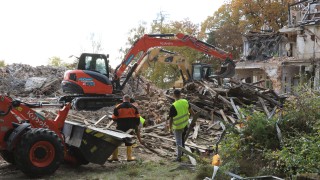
[114,33,235,88]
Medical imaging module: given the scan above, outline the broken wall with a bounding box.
[235,62,281,93]
[281,65,300,93]
[296,26,320,59]
[242,32,288,61]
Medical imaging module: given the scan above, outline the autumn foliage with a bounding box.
[201,0,294,59]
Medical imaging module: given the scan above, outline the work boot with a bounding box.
[108,148,119,162]
[126,146,136,161]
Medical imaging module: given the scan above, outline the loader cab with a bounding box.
[191,63,214,80]
[78,53,110,78]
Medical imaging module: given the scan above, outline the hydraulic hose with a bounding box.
[0,105,12,117]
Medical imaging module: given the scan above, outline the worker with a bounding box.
[130,98,145,145]
[169,89,195,162]
[109,94,140,161]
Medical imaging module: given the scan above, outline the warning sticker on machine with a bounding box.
[79,77,95,86]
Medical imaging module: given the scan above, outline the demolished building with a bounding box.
[236,0,320,94]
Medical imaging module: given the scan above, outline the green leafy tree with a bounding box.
[48,56,63,67]
[0,60,5,67]
[48,56,76,68]
[146,13,211,88]
[119,21,148,60]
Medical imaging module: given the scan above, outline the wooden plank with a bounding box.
[211,111,214,121]
[227,115,236,124]
[231,80,282,106]
[184,112,200,143]
[178,145,209,164]
[105,120,114,128]
[207,121,219,130]
[192,122,200,140]
[230,98,241,119]
[185,146,197,165]
[268,106,277,119]
[236,105,245,119]
[259,97,271,117]
[198,81,232,108]
[94,115,107,126]
[219,109,229,124]
[144,122,166,130]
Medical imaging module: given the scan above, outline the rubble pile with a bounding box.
[66,77,283,160]
[0,64,66,96]
[180,80,283,121]
[1,63,283,160]
[123,77,171,126]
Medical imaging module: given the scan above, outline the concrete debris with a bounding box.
[0,63,66,96]
[25,77,47,91]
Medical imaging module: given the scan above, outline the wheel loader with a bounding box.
[0,95,133,177]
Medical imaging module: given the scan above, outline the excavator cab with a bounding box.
[61,53,113,95]
[191,63,215,80]
[60,53,122,110]
[77,53,110,78]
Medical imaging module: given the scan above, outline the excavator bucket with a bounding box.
[213,58,236,78]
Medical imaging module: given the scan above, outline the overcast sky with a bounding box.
[0,0,225,67]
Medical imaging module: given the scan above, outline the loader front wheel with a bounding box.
[14,128,64,177]
[0,150,15,164]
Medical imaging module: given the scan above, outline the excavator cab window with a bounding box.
[192,64,202,80]
[85,56,93,70]
[78,53,110,77]
[192,64,215,80]
[96,58,107,74]
[202,66,215,78]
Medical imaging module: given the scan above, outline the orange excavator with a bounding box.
[60,33,235,110]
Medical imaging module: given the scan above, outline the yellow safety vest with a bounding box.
[172,99,189,130]
[140,116,145,125]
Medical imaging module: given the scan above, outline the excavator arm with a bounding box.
[113,33,235,90]
[133,48,189,76]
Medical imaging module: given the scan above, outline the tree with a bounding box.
[48,56,63,67]
[119,21,148,60]
[201,0,293,59]
[146,17,204,88]
[89,33,103,53]
[0,60,5,67]
[232,0,292,32]
[201,3,243,58]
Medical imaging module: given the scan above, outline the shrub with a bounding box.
[218,88,320,178]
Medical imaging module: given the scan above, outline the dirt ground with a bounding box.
[0,145,199,180]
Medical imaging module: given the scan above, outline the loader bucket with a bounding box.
[213,58,236,78]
[62,121,133,165]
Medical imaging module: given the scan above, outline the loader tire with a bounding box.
[14,128,64,177]
[0,150,15,164]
